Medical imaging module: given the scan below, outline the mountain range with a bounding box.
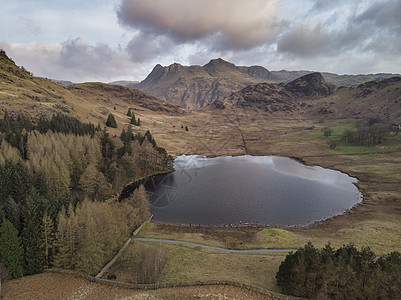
[1,49,400,127]
[129,58,400,109]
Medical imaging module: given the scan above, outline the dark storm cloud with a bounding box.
[117,0,283,52]
[277,0,401,58]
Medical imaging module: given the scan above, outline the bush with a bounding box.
[321,127,332,138]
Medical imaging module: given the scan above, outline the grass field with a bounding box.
[104,241,286,292]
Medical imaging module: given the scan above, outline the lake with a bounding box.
[144,155,362,226]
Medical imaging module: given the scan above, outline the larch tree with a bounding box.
[74,200,108,275]
[53,204,79,269]
[79,164,111,201]
[125,185,150,224]
[41,212,55,268]
[0,140,21,165]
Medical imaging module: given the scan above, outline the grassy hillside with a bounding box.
[0,50,184,137]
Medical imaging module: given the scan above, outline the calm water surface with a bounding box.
[145,155,362,226]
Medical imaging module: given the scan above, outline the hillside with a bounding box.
[212,73,335,114]
[134,58,399,109]
[212,72,401,122]
[0,50,184,131]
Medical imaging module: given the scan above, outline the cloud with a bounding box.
[277,23,369,57]
[355,0,401,30]
[125,32,177,63]
[0,39,148,82]
[309,0,344,12]
[277,0,401,59]
[117,0,283,51]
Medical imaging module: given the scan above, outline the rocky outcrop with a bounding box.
[213,72,335,113]
[238,65,270,80]
[284,73,336,97]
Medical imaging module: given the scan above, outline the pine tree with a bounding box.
[4,196,20,231]
[130,113,137,125]
[100,128,115,160]
[21,195,45,275]
[120,128,129,144]
[127,109,132,117]
[0,219,23,279]
[127,125,134,141]
[106,113,117,128]
[143,130,156,147]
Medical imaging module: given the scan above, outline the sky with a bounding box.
[0,0,400,82]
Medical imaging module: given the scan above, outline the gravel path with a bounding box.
[133,237,296,253]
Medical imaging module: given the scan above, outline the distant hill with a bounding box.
[50,79,75,86]
[213,72,335,113]
[212,72,401,122]
[135,59,400,109]
[109,80,140,87]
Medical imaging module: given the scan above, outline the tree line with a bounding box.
[343,124,388,146]
[276,242,401,299]
[0,112,97,160]
[0,111,173,280]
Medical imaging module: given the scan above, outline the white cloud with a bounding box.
[0,39,150,82]
[1,0,400,82]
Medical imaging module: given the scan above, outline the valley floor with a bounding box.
[3,109,401,299]
[93,109,401,296]
[144,109,401,253]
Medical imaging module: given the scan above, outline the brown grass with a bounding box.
[105,241,285,292]
[2,272,276,300]
[136,110,401,255]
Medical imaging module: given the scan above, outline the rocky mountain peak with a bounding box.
[238,65,270,80]
[203,58,238,76]
[284,72,335,97]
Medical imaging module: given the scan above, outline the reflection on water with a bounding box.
[145,155,362,226]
